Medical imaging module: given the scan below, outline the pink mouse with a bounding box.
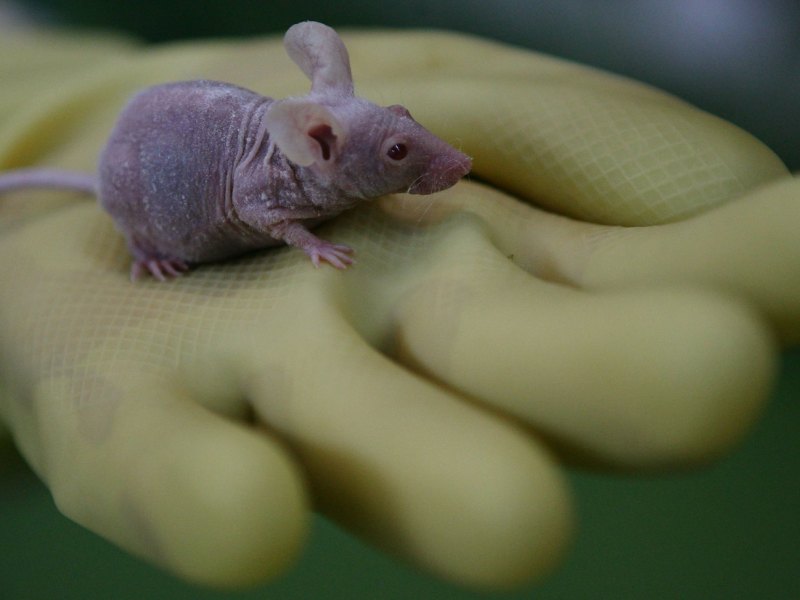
[0,21,471,280]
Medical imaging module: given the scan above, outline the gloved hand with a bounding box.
[0,28,796,590]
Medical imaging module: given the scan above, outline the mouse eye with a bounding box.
[387,143,408,161]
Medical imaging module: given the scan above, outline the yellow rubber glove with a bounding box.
[0,28,795,590]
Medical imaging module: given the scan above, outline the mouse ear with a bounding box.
[264,99,346,167]
[284,21,354,97]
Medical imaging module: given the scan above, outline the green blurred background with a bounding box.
[1,1,799,598]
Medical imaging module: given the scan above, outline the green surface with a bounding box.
[2,349,798,599]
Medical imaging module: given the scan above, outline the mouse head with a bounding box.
[264,21,472,198]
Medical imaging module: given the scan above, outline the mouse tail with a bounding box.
[0,168,97,196]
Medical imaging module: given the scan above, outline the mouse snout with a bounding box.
[407,149,472,195]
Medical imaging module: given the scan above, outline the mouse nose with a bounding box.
[408,149,472,195]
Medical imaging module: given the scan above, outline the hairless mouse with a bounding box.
[0,21,471,280]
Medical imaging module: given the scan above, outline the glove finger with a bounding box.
[362,70,786,227]
[201,309,573,589]
[388,229,776,469]
[384,178,800,346]
[576,176,800,344]
[7,374,309,588]
[376,181,603,285]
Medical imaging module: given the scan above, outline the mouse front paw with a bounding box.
[303,239,355,270]
[130,258,191,281]
[268,221,356,270]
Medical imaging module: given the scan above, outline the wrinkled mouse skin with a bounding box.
[0,21,472,281]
